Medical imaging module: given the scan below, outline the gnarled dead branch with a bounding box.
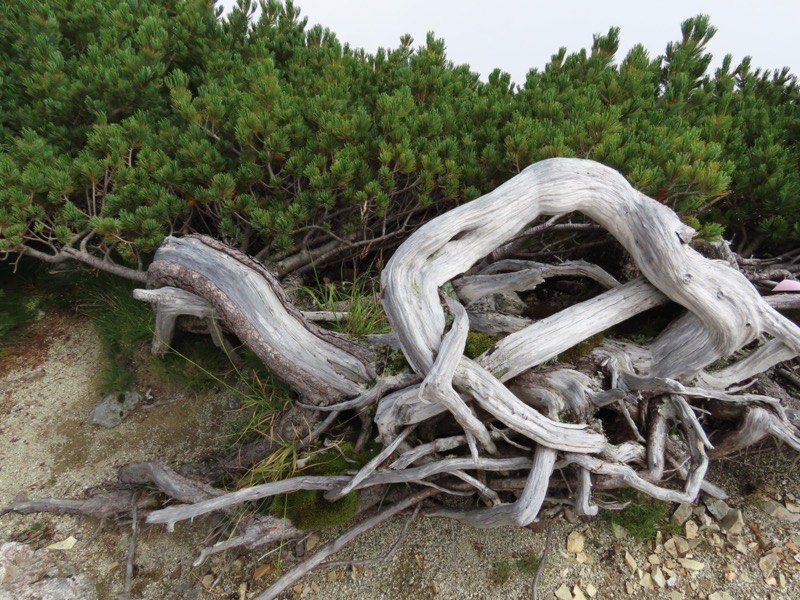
[6,158,800,599]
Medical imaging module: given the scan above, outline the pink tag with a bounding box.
[773,279,800,292]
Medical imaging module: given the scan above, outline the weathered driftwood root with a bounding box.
[138,159,800,588]
[117,462,223,504]
[147,235,376,403]
[1,491,158,520]
[193,514,302,567]
[7,158,800,598]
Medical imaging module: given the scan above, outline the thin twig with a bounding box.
[253,488,438,600]
[141,396,181,410]
[0,367,46,393]
[531,524,553,600]
[320,503,423,569]
[123,491,140,596]
[301,410,341,446]
[777,367,800,391]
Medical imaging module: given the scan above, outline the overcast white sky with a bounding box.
[218,1,798,85]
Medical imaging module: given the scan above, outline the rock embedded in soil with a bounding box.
[566,530,585,554]
[762,499,800,522]
[555,583,573,600]
[720,508,745,535]
[671,503,694,527]
[759,552,780,578]
[639,571,655,590]
[0,541,98,600]
[703,497,731,521]
[624,551,637,574]
[685,520,699,539]
[664,536,689,559]
[651,564,666,588]
[678,557,705,571]
[572,584,587,600]
[88,389,142,427]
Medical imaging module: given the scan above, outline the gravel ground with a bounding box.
[1,310,800,599]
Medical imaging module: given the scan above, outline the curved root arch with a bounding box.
[383,158,799,379]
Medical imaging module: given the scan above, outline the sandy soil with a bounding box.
[2,310,800,600]
[0,310,233,599]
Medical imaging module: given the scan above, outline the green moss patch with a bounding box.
[555,333,605,363]
[270,489,359,530]
[464,330,502,359]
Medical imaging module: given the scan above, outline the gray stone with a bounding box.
[720,509,745,536]
[671,503,694,527]
[759,552,780,578]
[703,497,731,521]
[0,542,98,600]
[762,499,800,523]
[88,390,141,427]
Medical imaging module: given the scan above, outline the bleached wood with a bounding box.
[148,235,374,401]
[133,286,216,354]
[146,456,534,529]
[465,310,533,335]
[419,297,497,452]
[478,278,667,381]
[145,159,800,539]
[146,475,350,531]
[427,444,557,527]
[193,515,300,567]
[382,157,800,386]
[565,451,707,505]
[575,467,599,516]
[455,259,619,305]
[16,158,800,583]
[323,426,415,502]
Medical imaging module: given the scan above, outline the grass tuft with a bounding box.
[302,270,388,338]
[262,442,382,528]
[149,333,232,393]
[491,561,513,585]
[75,274,154,393]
